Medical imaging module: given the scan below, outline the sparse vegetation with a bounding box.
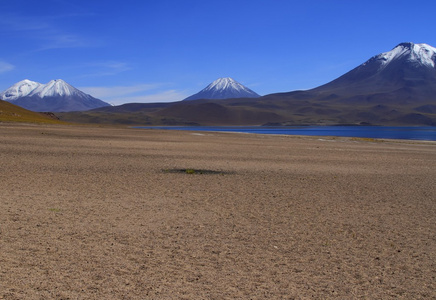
[163,168,231,175]
[350,137,383,143]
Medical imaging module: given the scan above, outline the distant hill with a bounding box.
[184,77,260,100]
[59,43,436,126]
[0,79,110,112]
[0,99,66,124]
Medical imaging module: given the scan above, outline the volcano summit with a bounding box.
[184,77,260,101]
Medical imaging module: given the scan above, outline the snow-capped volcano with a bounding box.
[184,77,260,101]
[0,79,109,112]
[313,42,436,96]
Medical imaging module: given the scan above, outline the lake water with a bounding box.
[134,126,436,141]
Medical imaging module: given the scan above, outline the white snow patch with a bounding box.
[0,79,96,101]
[203,77,249,93]
[0,79,42,101]
[377,43,436,70]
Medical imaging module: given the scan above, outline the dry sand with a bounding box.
[0,123,435,299]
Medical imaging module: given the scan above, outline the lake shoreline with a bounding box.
[133,125,436,141]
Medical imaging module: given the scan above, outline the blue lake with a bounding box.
[134,126,436,141]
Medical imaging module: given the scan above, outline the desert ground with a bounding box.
[0,123,435,299]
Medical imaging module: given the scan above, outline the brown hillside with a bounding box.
[0,100,66,124]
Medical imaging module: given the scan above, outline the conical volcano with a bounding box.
[184,77,260,100]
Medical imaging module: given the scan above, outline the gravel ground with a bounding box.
[1,123,435,299]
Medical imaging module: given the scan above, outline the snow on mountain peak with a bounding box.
[35,79,79,98]
[184,77,260,100]
[204,77,244,92]
[377,42,436,69]
[0,79,89,101]
[0,79,42,101]
[1,79,110,112]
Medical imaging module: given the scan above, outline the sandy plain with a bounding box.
[0,123,435,299]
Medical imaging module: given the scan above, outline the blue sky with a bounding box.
[1,0,435,105]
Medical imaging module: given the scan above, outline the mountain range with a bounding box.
[184,77,260,100]
[0,79,110,112]
[58,42,436,126]
[3,42,436,126]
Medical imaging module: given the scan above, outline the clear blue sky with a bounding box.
[1,0,435,105]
